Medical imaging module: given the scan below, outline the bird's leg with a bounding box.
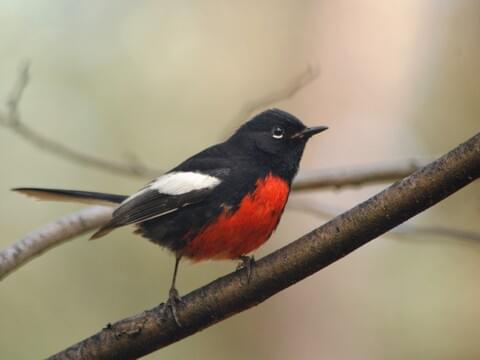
[237,255,255,282]
[162,256,184,326]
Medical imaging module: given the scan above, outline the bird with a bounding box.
[13,108,328,324]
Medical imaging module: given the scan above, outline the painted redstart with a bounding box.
[13,108,327,324]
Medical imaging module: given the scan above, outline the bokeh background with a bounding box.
[1,1,479,359]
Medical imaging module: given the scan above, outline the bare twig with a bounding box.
[4,61,29,125]
[9,121,161,177]
[223,64,319,138]
[235,65,318,123]
[47,133,479,359]
[0,64,160,178]
[0,206,112,280]
[292,158,433,191]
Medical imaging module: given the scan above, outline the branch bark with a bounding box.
[47,132,479,359]
[0,206,112,281]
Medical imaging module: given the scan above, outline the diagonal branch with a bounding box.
[0,206,112,281]
[227,64,319,133]
[7,120,161,177]
[48,133,479,359]
[0,64,160,178]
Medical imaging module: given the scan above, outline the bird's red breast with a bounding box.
[182,173,290,261]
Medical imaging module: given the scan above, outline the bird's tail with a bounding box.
[13,187,129,240]
[12,187,128,206]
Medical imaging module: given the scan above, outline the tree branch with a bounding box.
[292,158,432,191]
[47,132,479,360]
[0,64,160,178]
[0,206,112,281]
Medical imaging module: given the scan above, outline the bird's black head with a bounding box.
[227,109,328,181]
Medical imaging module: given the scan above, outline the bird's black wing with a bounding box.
[110,186,212,227]
[90,141,238,239]
[90,164,232,239]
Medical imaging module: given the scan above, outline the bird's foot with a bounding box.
[161,287,184,327]
[237,255,255,283]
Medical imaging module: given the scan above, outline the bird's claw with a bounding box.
[237,255,255,282]
[162,287,184,327]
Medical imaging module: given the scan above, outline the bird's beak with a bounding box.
[291,126,328,139]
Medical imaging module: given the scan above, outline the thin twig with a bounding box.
[47,132,480,359]
[0,64,160,178]
[234,64,318,121]
[292,158,433,191]
[9,121,161,177]
[4,61,30,125]
[224,64,319,137]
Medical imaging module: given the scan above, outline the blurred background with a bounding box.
[0,1,479,359]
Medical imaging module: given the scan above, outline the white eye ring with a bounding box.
[272,126,285,139]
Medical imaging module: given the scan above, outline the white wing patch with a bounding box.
[150,172,221,195]
[120,171,222,206]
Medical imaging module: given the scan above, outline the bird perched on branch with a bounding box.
[14,109,328,325]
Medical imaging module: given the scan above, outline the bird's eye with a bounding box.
[272,126,285,139]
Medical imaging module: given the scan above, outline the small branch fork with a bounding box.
[47,132,479,359]
[226,64,319,135]
[0,64,159,178]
